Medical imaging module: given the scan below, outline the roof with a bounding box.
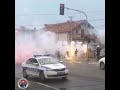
[44,20,93,33]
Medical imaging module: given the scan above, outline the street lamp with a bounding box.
[65,7,88,21]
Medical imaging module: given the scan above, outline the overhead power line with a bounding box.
[94,25,105,27]
[15,18,104,27]
[15,14,57,16]
[15,19,104,27]
[89,19,104,21]
[15,11,104,16]
[15,25,44,26]
[85,11,104,13]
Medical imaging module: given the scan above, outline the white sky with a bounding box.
[15,0,105,29]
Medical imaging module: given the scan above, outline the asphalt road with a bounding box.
[15,77,58,90]
[15,59,105,90]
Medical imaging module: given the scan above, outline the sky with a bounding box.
[15,0,105,29]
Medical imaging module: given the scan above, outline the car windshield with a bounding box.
[38,58,59,65]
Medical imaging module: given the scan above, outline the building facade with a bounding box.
[44,20,96,44]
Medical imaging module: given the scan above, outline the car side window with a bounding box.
[26,58,32,64]
[32,58,38,64]
[26,58,38,64]
[38,59,45,65]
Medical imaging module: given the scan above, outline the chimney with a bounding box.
[45,24,47,27]
[67,20,70,23]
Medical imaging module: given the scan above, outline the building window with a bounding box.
[78,29,81,34]
[76,29,78,34]
[73,30,76,35]
[81,29,84,38]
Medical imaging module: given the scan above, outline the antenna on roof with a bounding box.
[69,16,73,22]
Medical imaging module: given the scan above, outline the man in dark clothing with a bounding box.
[56,51,61,60]
[96,45,101,61]
[75,49,78,57]
[66,51,69,58]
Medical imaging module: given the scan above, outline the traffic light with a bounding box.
[60,4,64,15]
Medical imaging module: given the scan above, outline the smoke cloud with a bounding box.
[15,30,86,64]
[96,28,105,44]
[16,27,105,64]
[15,30,57,64]
[88,28,105,45]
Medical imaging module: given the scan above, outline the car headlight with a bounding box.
[42,66,52,71]
[65,68,68,70]
[46,68,53,71]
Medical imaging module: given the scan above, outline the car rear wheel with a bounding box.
[100,62,105,70]
[62,77,67,80]
[39,72,46,82]
[23,70,28,78]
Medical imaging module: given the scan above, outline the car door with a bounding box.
[25,58,39,76]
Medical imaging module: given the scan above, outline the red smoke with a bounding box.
[15,48,34,64]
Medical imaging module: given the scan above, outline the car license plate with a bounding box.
[57,72,65,75]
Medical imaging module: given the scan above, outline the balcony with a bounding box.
[72,34,84,40]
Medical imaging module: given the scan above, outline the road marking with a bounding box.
[36,82,59,90]
[88,62,99,64]
[15,76,59,90]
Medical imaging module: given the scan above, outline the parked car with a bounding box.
[98,57,105,70]
[22,55,68,82]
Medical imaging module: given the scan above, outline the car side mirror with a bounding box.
[33,63,39,66]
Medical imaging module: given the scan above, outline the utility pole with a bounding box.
[69,16,73,22]
[68,16,74,43]
[57,24,61,42]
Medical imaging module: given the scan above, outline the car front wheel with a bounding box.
[23,70,28,78]
[39,72,46,82]
[62,77,67,80]
[100,62,105,70]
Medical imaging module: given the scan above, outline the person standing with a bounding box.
[75,49,78,57]
[55,50,61,60]
[66,51,69,57]
[96,45,101,61]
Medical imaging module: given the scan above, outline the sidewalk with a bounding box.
[62,57,98,64]
[77,58,98,63]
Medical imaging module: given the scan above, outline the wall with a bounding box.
[71,24,89,41]
[57,33,68,41]
[81,24,89,35]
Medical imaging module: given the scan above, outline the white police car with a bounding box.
[22,55,69,82]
